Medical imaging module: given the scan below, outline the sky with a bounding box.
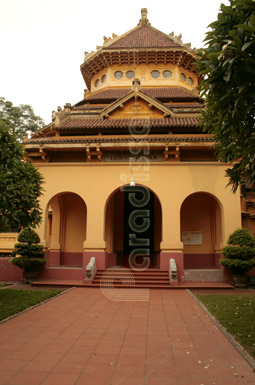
[0,0,229,124]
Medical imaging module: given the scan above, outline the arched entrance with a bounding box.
[105,186,162,268]
[45,192,87,266]
[180,192,223,268]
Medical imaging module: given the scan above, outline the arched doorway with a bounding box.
[45,192,87,266]
[180,192,223,268]
[105,186,162,268]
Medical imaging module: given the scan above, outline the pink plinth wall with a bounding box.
[38,266,84,280]
[46,250,61,266]
[60,252,83,266]
[215,253,222,268]
[160,252,184,282]
[184,253,216,269]
[46,251,82,267]
[0,258,23,281]
[106,253,117,268]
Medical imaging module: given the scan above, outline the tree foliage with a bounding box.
[0,120,44,232]
[0,97,44,141]
[197,0,255,194]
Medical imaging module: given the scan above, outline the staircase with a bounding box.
[88,268,170,289]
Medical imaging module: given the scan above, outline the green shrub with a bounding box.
[228,229,255,247]
[219,258,255,275]
[12,244,44,259]
[222,245,255,260]
[219,228,255,275]
[17,227,41,244]
[10,257,47,272]
[10,227,47,275]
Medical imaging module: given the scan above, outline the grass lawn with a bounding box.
[0,288,62,322]
[0,283,9,288]
[197,294,255,359]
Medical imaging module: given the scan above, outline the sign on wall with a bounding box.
[182,231,202,245]
[104,151,163,162]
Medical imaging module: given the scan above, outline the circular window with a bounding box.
[163,70,172,79]
[188,77,194,86]
[126,70,135,79]
[180,73,186,82]
[114,71,123,80]
[101,74,106,83]
[95,79,100,88]
[151,70,160,79]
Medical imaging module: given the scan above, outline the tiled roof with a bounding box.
[106,25,182,50]
[82,88,198,103]
[142,88,199,99]
[28,134,211,145]
[74,105,104,111]
[58,117,198,130]
[83,89,130,101]
[167,103,203,108]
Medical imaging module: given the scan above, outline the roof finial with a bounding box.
[138,8,150,25]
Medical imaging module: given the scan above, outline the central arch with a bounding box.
[104,185,162,268]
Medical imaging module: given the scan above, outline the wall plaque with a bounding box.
[104,151,163,162]
[182,231,202,245]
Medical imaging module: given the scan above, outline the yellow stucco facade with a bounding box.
[2,9,254,284]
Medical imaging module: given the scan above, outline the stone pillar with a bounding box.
[82,204,107,270]
[48,197,61,266]
[159,201,184,281]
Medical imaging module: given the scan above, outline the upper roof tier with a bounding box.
[81,9,198,91]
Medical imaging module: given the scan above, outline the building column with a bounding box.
[48,197,61,266]
[159,202,184,281]
[82,203,107,270]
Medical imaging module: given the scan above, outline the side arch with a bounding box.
[44,192,87,266]
[180,191,223,268]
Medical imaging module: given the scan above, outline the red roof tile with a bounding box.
[82,87,198,103]
[83,89,130,101]
[27,134,211,145]
[58,117,199,130]
[107,25,182,50]
[142,88,199,99]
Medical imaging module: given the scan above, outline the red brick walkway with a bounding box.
[0,288,254,385]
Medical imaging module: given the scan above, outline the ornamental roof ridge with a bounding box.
[83,9,197,64]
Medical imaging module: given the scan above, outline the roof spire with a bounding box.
[138,8,150,26]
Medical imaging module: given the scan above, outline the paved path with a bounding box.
[0,288,254,385]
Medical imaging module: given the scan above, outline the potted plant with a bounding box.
[10,227,48,283]
[219,229,255,287]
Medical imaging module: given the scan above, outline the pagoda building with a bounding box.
[3,9,254,285]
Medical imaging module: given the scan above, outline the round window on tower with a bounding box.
[180,73,186,82]
[126,71,135,79]
[101,74,106,83]
[188,77,194,86]
[114,71,123,80]
[151,70,160,79]
[95,79,100,88]
[163,70,172,79]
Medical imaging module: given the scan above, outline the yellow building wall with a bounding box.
[109,98,164,119]
[34,162,241,253]
[90,63,198,93]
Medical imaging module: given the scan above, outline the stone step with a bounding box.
[86,281,170,289]
[184,269,225,282]
[93,278,169,285]
[96,270,169,278]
